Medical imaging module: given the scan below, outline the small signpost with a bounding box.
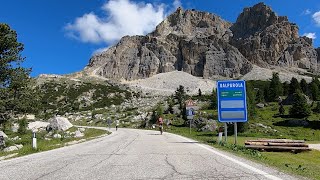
[217,80,247,144]
[185,99,195,134]
[107,118,112,130]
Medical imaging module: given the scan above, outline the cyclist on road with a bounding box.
[115,120,119,131]
[157,117,164,135]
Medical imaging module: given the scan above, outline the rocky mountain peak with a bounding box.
[85,3,320,81]
[150,7,232,41]
[231,2,297,39]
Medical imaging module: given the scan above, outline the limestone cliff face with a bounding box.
[86,3,319,81]
[86,8,251,80]
[230,3,317,72]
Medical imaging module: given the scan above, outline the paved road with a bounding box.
[0,128,302,180]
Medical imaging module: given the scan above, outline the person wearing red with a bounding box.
[157,117,164,135]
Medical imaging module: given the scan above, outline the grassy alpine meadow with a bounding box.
[0,127,109,159]
[164,103,320,180]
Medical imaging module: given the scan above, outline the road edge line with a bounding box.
[174,134,282,180]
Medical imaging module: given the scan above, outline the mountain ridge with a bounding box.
[84,3,319,81]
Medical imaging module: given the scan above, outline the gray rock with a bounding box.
[74,130,84,138]
[78,128,86,132]
[11,123,19,133]
[47,116,73,131]
[0,131,8,138]
[11,136,21,141]
[3,146,19,152]
[28,121,50,132]
[53,134,62,139]
[3,144,23,152]
[199,119,217,132]
[256,103,265,108]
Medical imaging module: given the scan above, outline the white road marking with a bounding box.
[175,134,283,180]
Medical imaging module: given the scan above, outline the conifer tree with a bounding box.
[0,24,39,126]
[269,73,283,101]
[289,90,311,118]
[300,78,308,94]
[289,77,301,95]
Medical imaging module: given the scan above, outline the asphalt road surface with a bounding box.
[0,128,302,180]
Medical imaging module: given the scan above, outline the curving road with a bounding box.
[0,128,302,180]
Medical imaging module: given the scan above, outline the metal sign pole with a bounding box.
[224,123,227,143]
[189,119,192,134]
[234,122,237,145]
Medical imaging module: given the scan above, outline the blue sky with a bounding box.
[1,0,320,77]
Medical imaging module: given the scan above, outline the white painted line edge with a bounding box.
[176,134,283,180]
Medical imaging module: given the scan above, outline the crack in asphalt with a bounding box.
[34,161,72,180]
[161,154,186,180]
[90,130,140,168]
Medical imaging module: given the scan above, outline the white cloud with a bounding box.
[302,9,311,15]
[312,11,320,26]
[303,32,316,39]
[65,0,182,45]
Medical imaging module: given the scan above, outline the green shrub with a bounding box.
[18,118,28,134]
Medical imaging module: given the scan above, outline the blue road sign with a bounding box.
[217,80,247,123]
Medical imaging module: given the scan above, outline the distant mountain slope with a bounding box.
[84,3,320,81]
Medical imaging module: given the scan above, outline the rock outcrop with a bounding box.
[86,8,252,80]
[47,117,73,131]
[231,3,318,72]
[85,3,319,81]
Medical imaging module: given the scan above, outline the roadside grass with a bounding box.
[164,102,320,180]
[0,128,108,159]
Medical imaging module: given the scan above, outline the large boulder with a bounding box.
[0,131,8,138]
[199,119,217,132]
[47,117,73,131]
[28,121,50,132]
[3,144,23,152]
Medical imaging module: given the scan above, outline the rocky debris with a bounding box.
[94,114,104,120]
[0,131,8,138]
[53,134,62,139]
[3,144,23,152]
[28,121,50,132]
[199,119,217,132]
[241,65,313,83]
[0,153,18,161]
[47,117,73,131]
[231,3,317,73]
[78,128,86,132]
[11,123,19,133]
[11,136,21,141]
[255,123,278,132]
[256,103,265,108]
[123,71,216,96]
[74,130,84,138]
